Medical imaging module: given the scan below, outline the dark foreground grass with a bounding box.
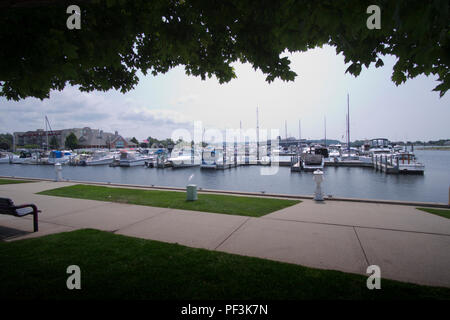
[38,184,300,217]
[417,207,450,219]
[0,178,35,185]
[0,229,449,300]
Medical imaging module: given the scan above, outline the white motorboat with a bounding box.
[340,147,360,161]
[11,150,33,164]
[48,150,72,164]
[119,150,154,167]
[328,144,341,159]
[302,153,324,172]
[368,138,392,156]
[84,150,116,166]
[169,148,201,168]
[200,147,233,168]
[0,152,11,164]
[394,152,425,174]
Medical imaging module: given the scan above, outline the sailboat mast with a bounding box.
[324,116,327,147]
[256,107,259,160]
[285,120,288,140]
[239,120,242,144]
[45,116,49,151]
[298,119,301,141]
[347,94,350,151]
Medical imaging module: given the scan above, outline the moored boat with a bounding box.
[119,150,153,167]
[394,151,425,174]
[302,153,324,172]
[0,152,11,164]
[10,150,33,164]
[84,150,116,166]
[48,150,72,164]
[169,148,201,168]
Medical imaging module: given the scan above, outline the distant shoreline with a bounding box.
[416,146,450,150]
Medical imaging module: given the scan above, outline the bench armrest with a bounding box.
[13,204,39,214]
[12,204,39,232]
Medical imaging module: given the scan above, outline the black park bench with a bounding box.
[0,198,40,232]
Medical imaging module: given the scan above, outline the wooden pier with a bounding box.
[372,154,399,174]
[325,161,372,168]
[289,154,419,175]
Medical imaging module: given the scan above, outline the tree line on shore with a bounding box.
[1,133,449,151]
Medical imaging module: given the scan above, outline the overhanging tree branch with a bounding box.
[0,0,448,100]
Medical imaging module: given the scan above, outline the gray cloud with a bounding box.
[0,85,192,141]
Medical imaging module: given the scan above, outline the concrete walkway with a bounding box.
[1,181,449,288]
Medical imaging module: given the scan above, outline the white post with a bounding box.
[55,163,63,181]
[313,169,324,201]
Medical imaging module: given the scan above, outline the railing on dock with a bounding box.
[373,154,399,174]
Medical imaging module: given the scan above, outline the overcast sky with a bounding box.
[1,45,449,142]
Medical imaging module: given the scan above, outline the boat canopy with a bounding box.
[370,138,390,148]
[49,150,63,158]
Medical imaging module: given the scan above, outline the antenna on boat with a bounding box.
[239,120,242,146]
[298,119,302,154]
[285,120,288,140]
[298,119,301,141]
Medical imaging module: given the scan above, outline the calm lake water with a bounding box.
[0,150,449,203]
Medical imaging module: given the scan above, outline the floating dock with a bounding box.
[372,155,400,174]
[325,161,372,168]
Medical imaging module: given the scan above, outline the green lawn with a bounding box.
[417,207,450,219]
[0,229,449,300]
[0,178,35,185]
[38,184,300,217]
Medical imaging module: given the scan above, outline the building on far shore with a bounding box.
[13,127,137,150]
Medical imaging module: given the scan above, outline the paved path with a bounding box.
[1,181,449,288]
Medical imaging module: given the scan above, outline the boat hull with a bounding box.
[397,165,425,174]
[85,158,114,166]
[172,162,200,168]
[119,159,147,167]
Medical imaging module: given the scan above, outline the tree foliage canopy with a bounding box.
[147,136,175,147]
[0,0,448,100]
[65,132,78,150]
[0,133,13,150]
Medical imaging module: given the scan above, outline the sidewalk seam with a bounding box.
[112,208,173,233]
[353,227,370,267]
[214,218,250,250]
[262,216,450,237]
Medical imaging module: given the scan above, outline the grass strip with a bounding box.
[38,184,300,217]
[1,229,449,300]
[0,178,36,185]
[417,207,450,219]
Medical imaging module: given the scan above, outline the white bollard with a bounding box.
[55,163,63,182]
[313,169,324,201]
[186,184,198,201]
